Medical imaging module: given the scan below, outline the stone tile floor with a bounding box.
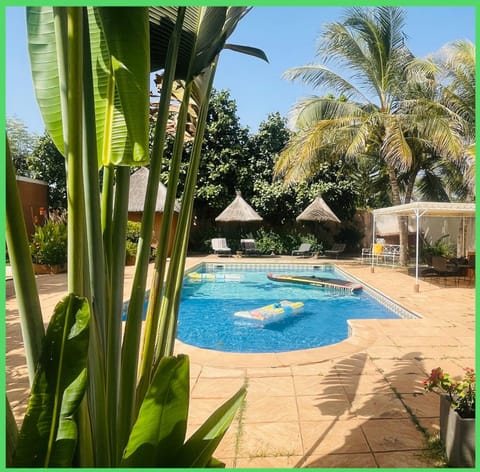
[6,255,475,468]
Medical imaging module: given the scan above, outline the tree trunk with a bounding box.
[386,165,409,265]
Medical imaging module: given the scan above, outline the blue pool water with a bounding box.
[177,264,401,353]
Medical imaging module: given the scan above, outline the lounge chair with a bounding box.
[431,255,460,285]
[211,238,232,256]
[324,243,346,259]
[240,239,263,256]
[292,243,312,258]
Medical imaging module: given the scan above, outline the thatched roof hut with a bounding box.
[128,167,180,213]
[296,195,340,223]
[127,168,179,250]
[215,191,263,223]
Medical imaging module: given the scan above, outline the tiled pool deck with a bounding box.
[6,255,475,468]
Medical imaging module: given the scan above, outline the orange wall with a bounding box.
[128,211,178,257]
[16,177,49,237]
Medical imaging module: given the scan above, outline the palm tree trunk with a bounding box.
[386,164,409,265]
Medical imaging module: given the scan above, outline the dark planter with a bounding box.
[440,394,475,467]
[125,255,136,266]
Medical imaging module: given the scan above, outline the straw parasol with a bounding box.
[127,167,180,213]
[296,194,340,223]
[215,191,263,223]
[126,167,180,249]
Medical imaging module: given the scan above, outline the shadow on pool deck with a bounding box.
[6,255,475,468]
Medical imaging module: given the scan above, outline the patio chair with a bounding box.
[292,243,312,258]
[431,255,461,285]
[211,238,232,256]
[324,243,346,259]
[240,238,263,256]
[361,245,373,264]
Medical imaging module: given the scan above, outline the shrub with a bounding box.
[125,240,138,258]
[30,220,68,265]
[421,234,455,264]
[254,228,287,254]
[126,220,142,243]
[253,228,322,255]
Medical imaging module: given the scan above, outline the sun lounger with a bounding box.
[431,255,461,285]
[292,243,312,258]
[324,243,346,259]
[211,238,232,256]
[240,239,263,256]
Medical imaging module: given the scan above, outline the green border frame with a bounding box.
[1,2,478,471]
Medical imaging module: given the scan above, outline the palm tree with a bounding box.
[276,6,464,264]
[412,40,475,199]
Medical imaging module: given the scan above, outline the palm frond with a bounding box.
[283,64,370,103]
[383,116,412,170]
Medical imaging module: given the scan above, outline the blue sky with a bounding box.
[5,6,476,136]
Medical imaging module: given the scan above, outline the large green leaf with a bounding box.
[148,7,265,79]
[95,7,150,166]
[176,387,246,468]
[27,7,65,155]
[27,7,150,167]
[6,398,18,467]
[12,294,90,467]
[120,355,189,467]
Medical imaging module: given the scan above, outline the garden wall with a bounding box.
[16,176,49,237]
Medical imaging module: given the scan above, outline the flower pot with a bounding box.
[440,394,475,467]
[125,255,136,266]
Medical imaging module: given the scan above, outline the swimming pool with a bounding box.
[177,263,416,353]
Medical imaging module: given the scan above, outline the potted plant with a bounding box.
[424,367,475,467]
[125,240,137,266]
[30,219,67,274]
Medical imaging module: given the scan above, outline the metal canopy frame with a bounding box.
[372,202,476,291]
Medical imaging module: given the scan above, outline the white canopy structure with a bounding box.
[372,202,476,291]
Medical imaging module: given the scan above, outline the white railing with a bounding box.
[361,244,401,267]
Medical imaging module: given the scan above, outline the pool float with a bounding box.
[267,273,362,292]
[187,271,242,282]
[234,300,304,326]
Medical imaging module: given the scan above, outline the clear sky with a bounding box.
[5,5,476,136]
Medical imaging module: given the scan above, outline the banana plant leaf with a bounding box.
[148,6,267,78]
[175,386,246,467]
[26,6,150,167]
[12,294,90,467]
[120,355,190,467]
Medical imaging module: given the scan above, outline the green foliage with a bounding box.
[253,228,323,255]
[125,240,138,258]
[162,89,251,212]
[126,221,142,243]
[30,219,68,265]
[13,295,90,467]
[121,355,190,467]
[253,229,287,254]
[6,117,39,177]
[29,133,67,209]
[424,367,475,418]
[421,234,455,263]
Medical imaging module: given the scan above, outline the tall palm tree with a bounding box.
[276,6,464,264]
[413,40,475,199]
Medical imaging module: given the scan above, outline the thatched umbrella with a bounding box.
[215,191,263,223]
[126,167,180,249]
[128,167,180,213]
[296,195,340,249]
[296,194,340,223]
[215,191,262,239]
